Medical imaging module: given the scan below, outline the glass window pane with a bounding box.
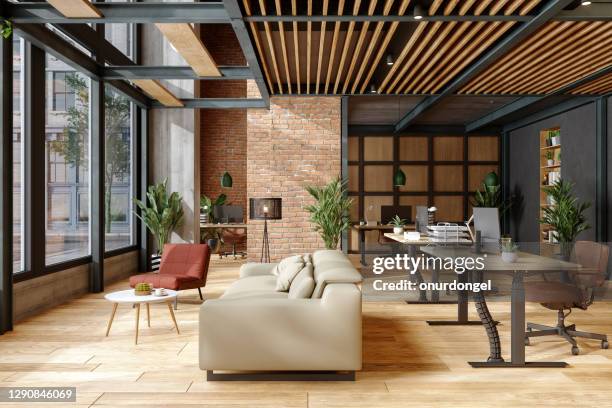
[104,0,134,60]
[12,36,23,274]
[104,86,133,251]
[45,54,90,265]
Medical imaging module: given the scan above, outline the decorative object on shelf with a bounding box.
[393,168,406,187]
[134,283,152,296]
[557,150,561,164]
[250,197,282,263]
[134,179,184,256]
[472,171,511,216]
[220,171,233,188]
[304,177,352,250]
[501,240,519,263]
[0,19,12,39]
[540,179,591,260]
[390,215,407,234]
[546,151,554,166]
[546,131,553,146]
[551,129,561,146]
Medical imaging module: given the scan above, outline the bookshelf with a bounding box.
[539,127,561,244]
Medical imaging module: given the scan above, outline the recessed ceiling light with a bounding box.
[370,84,378,94]
[413,4,424,20]
[386,54,394,66]
[581,1,592,5]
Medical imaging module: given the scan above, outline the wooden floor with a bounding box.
[1,256,612,407]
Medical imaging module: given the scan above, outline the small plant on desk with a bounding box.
[390,215,407,235]
[501,241,519,263]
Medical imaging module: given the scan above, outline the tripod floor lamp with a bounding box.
[249,198,282,263]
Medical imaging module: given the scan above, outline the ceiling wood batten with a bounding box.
[47,0,102,18]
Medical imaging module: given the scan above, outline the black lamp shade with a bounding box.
[249,198,282,220]
[221,171,233,188]
[393,168,406,186]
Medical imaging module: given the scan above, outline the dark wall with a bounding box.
[508,103,597,242]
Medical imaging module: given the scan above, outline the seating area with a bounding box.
[1,0,612,406]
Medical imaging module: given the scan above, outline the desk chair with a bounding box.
[220,228,247,259]
[525,241,609,355]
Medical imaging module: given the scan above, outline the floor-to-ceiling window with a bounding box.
[12,35,23,273]
[104,86,134,251]
[44,53,91,265]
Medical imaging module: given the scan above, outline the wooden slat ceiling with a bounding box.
[461,21,612,94]
[47,0,102,18]
[242,0,548,95]
[570,72,612,95]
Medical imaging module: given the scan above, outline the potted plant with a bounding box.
[0,19,12,38]
[390,215,407,234]
[546,151,554,166]
[551,129,561,146]
[304,177,353,250]
[200,193,228,223]
[472,171,512,216]
[501,240,519,263]
[133,179,184,267]
[540,179,590,260]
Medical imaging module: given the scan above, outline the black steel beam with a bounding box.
[23,43,45,280]
[56,24,132,66]
[223,0,270,108]
[245,15,532,22]
[0,36,13,334]
[466,64,612,132]
[502,96,595,132]
[137,108,149,273]
[6,2,230,24]
[394,0,575,133]
[90,78,105,293]
[151,98,268,109]
[103,65,253,80]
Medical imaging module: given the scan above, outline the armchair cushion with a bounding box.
[129,273,202,291]
[160,243,210,279]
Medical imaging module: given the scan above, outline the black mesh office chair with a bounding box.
[524,241,609,355]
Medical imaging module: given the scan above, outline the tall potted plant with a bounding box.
[540,179,590,260]
[304,177,353,250]
[134,179,184,266]
[471,171,512,216]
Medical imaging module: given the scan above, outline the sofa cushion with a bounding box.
[221,275,282,299]
[272,254,304,276]
[275,261,305,291]
[311,250,362,298]
[288,264,315,299]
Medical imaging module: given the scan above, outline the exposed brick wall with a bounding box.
[246,95,342,261]
[199,25,247,253]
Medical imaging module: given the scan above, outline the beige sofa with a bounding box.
[199,249,362,380]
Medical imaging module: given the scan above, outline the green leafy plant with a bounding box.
[390,215,407,228]
[0,19,12,39]
[471,172,512,215]
[540,179,590,258]
[501,241,518,253]
[546,151,553,161]
[304,177,353,250]
[133,179,184,255]
[200,193,227,222]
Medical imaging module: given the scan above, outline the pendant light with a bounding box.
[221,171,233,188]
[393,168,406,187]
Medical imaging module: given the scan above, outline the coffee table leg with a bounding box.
[135,304,140,345]
[146,303,151,327]
[167,302,180,334]
[106,303,118,336]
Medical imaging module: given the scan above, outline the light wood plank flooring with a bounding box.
[1,256,612,407]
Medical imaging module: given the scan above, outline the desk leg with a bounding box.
[469,271,567,368]
[360,230,367,266]
[427,271,482,325]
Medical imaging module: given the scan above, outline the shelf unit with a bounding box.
[539,127,561,244]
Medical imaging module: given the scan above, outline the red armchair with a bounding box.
[130,244,211,308]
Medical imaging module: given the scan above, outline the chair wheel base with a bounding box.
[571,346,579,355]
[602,340,609,349]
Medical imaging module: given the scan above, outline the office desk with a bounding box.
[420,246,580,368]
[352,224,415,266]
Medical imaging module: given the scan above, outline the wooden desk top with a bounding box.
[200,223,248,228]
[352,224,415,231]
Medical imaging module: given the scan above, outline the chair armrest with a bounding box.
[239,262,278,278]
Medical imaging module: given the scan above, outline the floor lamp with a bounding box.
[249,198,282,263]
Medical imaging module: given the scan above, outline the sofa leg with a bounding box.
[206,370,355,382]
[198,287,203,301]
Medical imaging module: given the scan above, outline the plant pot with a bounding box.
[206,238,221,254]
[151,253,161,271]
[552,136,560,146]
[393,227,404,235]
[501,252,518,263]
[547,159,554,166]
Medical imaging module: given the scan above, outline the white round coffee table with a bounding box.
[104,289,180,344]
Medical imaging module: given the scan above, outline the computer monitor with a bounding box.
[415,206,429,233]
[213,205,244,223]
[473,207,500,246]
[381,205,412,225]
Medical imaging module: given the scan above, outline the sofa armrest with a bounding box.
[239,262,278,278]
[199,283,362,371]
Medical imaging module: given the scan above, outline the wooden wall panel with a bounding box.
[348,137,359,161]
[469,136,499,161]
[399,136,428,160]
[364,165,393,191]
[434,136,463,161]
[468,164,499,191]
[348,165,359,192]
[364,137,393,161]
[363,196,393,245]
[434,165,463,192]
[398,165,428,192]
[434,196,465,223]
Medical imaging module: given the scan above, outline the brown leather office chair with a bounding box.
[525,241,609,355]
[220,228,246,259]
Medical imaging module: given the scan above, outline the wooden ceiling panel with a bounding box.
[47,0,102,18]
[132,80,183,107]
